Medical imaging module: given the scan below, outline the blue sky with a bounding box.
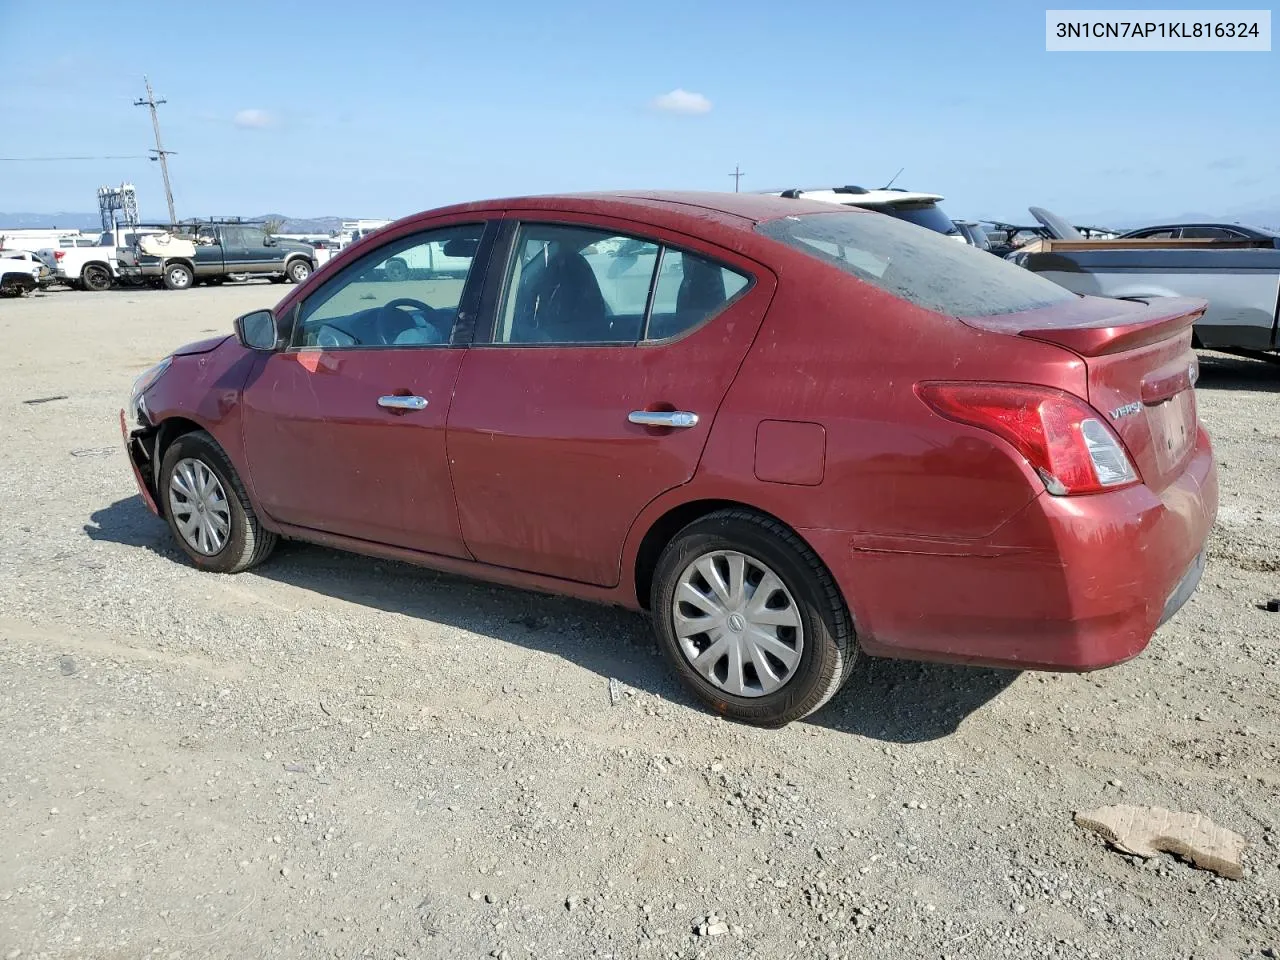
[1,1,1275,225]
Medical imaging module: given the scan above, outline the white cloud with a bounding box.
[650,89,712,115]
[233,109,276,129]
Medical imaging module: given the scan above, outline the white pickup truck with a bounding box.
[40,228,166,291]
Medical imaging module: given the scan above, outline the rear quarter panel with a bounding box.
[686,257,1088,540]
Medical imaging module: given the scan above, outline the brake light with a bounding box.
[54,250,65,261]
[917,382,1139,496]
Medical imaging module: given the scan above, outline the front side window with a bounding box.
[494,223,751,345]
[757,211,1075,317]
[293,223,484,349]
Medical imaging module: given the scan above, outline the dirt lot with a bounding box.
[1,285,1277,960]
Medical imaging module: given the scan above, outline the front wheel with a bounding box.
[158,430,278,573]
[650,510,856,727]
[163,262,193,290]
[287,258,312,283]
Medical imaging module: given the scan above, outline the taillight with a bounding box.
[917,381,1139,496]
[54,250,65,261]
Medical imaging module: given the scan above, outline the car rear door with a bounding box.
[240,218,496,556]
[446,215,775,586]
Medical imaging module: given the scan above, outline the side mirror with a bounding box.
[234,309,280,351]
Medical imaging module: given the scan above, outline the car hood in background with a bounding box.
[1029,206,1084,241]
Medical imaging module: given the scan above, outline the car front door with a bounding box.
[240,219,495,556]
[237,226,280,273]
[446,217,774,586]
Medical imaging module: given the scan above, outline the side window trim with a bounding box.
[639,246,666,342]
[288,219,496,351]
[473,216,757,348]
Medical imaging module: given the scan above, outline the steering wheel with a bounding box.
[375,297,441,345]
[385,297,433,313]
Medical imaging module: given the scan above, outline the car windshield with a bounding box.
[877,201,960,237]
[757,211,1076,317]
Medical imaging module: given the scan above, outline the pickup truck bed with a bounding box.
[1011,237,1280,356]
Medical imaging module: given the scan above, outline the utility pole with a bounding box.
[135,76,177,225]
[728,164,744,192]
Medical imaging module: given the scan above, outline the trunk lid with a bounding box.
[963,294,1206,493]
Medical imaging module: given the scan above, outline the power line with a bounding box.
[135,76,177,225]
[0,155,149,162]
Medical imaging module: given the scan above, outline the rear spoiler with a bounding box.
[964,297,1207,357]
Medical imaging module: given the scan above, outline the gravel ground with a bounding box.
[1,286,1277,960]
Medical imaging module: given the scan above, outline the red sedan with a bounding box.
[121,192,1217,727]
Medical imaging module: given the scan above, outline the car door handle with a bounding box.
[628,410,699,428]
[378,395,428,411]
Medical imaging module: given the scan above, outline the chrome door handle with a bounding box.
[378,395,428,411]
[628,410,699,428]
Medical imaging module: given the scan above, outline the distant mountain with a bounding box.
[0,212,101,231]
[0,212,354,235]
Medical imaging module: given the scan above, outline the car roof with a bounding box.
[1124,222,1278,236]
[395,190,862,234]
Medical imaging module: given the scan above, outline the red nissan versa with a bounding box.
[120,192,1217,727]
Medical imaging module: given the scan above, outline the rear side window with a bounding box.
[493,223,751,345]
[757,212,1075,317]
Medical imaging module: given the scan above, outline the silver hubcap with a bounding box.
[168,457,231,555]
[672,550,804,697]
[170,268,189,287]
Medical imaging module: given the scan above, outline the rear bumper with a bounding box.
[804,427,1218,671]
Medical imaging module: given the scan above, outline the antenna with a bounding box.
[135,76,177,225]
[728,164,745,193]
[882,166,905,190]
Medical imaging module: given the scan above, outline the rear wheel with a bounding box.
[163,262,193,290]
[158,430,277,573]
[81,263,112,292]
[650,510,855,727]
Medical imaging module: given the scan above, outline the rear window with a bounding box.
[880,202,960,237]
[756,211,1076,317]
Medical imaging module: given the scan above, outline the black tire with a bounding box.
[287,258,313,284]
[81,263,112,292]
[163,262,193,290]
[384,257,409,282]
[650,509,856,728]
[158,430,278,574]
